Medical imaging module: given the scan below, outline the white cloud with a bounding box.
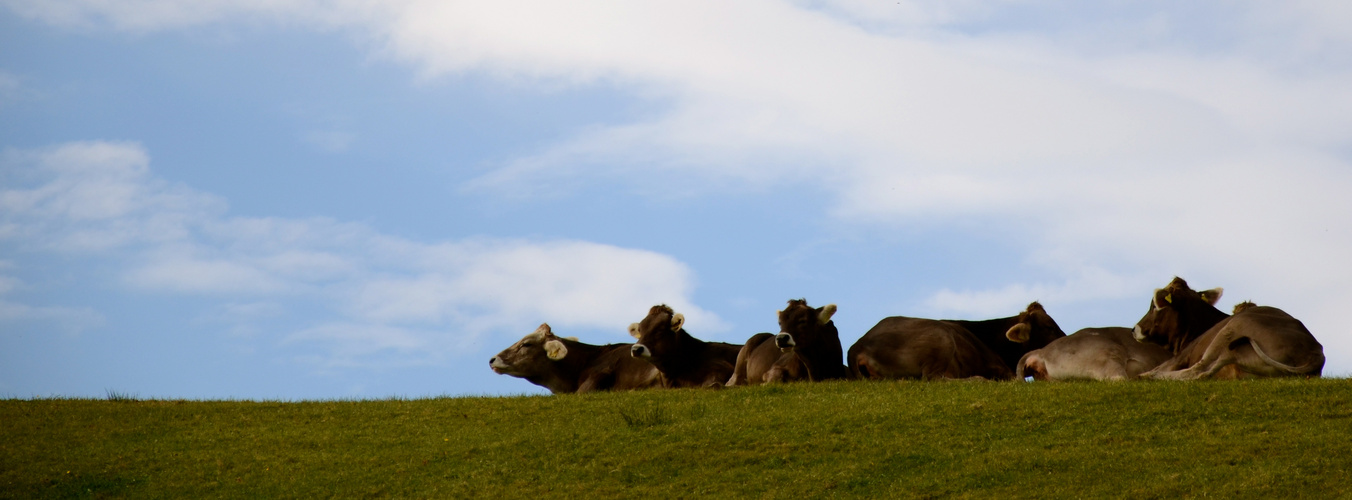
[0,141,716,361]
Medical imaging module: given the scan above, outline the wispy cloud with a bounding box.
[0,72,21,107]
[302,130,356,153]
[6,1,1351,369]
[0,141,718,364]
[0,264,105,334]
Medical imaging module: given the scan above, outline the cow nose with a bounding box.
[775,332,796,349]
[1132,325,1145,342]
[489,356,498,365]
[631,344,650,358]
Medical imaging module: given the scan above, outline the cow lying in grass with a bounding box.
[490,324,662,393]
[1133,277,1325,380]
[847,302,1066,380]
[1016,327,1172,381]
[629,305,742,388]
[727,299,847,386]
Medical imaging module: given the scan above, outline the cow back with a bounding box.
[848,316,1012,380]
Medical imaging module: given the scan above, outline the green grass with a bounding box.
[3,379,1351,498]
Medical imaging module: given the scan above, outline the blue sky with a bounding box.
[3,1,1351,399]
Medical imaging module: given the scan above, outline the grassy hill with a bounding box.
[3,378,1351,498]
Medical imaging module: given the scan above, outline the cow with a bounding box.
[727,299,848,386]
[847,302,1066,380]
[1016,327,1173,381]
[629,304,743,388]
[490,323,662,394]
[1133,277,1324,380]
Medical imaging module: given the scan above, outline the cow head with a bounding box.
[629,304,686,364]
[489,323,572,378]
[1132,277,1223,354]
[1003,302,1066,347]
[775,299,838,352]
[774,299,846,380]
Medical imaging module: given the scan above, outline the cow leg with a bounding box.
[764,366,786,384]
[1100,364,1131,381]
[1140,354,1191,379]
[1163,335,1243,381]
[727,333,772,386]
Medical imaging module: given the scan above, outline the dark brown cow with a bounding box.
[1133,278,1324,380]
[848,302,1066,380]
[942,302,1067,371]
[629,304,742,388]
[1016,327,1172,381]
[490,323,662,393]
[727,299,847,386]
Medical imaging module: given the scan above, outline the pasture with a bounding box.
[3,378,1350,498]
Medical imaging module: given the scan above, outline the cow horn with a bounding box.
[545,339,568,360]
[670,313,685,332]
[628,323,641,339]
[818,304,838,325]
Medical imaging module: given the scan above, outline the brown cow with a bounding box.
[1133,278,1324,380]
[629,304,742,388]
[1130,277,1226,354]
[848,302,1066,380]
[1016,327,1172,381]
[727,299,848,386]
[490,323,662,393]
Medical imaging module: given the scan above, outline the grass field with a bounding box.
[3,378,1351,498]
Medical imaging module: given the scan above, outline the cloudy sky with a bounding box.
[3,1,1350,399]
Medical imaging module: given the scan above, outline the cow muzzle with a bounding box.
[489,356,508,374]
[1132,325,1146,342]
[631,343,651,358]
[775,332,796,351]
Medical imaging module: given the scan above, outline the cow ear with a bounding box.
[670,313,685,332]
[1153,289,1171,310]
[818,304,838,325]
[1006,323,1032,343]
[1199,288,1223,306]
[545,339,568,360]
[628,323,641,339]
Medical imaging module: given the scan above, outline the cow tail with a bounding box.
[847,351,869,380]
[1250,339,1324,375]
[1015,351,1033,380]
[1016,350,1048,381]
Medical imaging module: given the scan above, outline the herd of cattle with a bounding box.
[489,277,1327,393]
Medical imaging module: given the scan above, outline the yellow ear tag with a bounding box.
[1164,293,1172,304]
